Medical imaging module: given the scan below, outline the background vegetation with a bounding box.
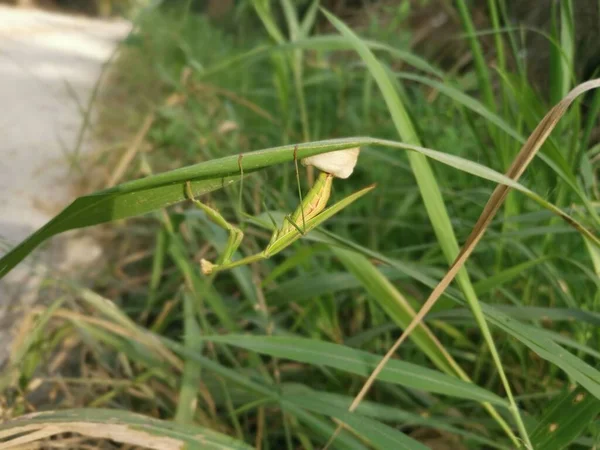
[1,0,599,449]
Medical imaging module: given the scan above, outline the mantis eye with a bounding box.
[301,147,360,179]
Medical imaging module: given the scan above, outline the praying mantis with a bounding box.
[185,146,375,275]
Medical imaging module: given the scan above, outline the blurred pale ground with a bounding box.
[0,4,130,363]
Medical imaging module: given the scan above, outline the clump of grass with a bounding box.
[1,1,599,449]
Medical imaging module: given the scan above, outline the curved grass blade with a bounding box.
[198,334,508,407]
[174,292,204,424]
[395,70,598,224]
[198,36,444,81]
[472,257,552,295]
[0,408,253,450]
[331,247,457,374]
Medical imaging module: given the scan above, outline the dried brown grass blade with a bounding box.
[191,81,278,123]
[323,79,600,448]
[107,93,183,188]
[48,308,183,372]
[107,112,155,188]
[0,422,182,450]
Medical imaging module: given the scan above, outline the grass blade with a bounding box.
[529,387,600,450]
[455,0,496,110]
[0,408,254,449]
[199,334,509,406]
[332,247,456,374]
[281,395,429,450]
[283,384,506,449]
[174,292,204,424]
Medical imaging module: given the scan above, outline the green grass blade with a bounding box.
[251,0,285,43]
[174,292,204,424]
[0,176,241,280]
[280,0,300,41]
[549,0,575,105]
[584,236,600,277]
[299,0,320,37]
[143,227,168,319]
[199,334,509,406]
[283,384,507,449]
[7,297,65,367]
[473,257,552,294]
[530,387,600,450]
[332,247,456,374]
[281,395,429,450]
[283,405,369,450]
[455,0,496,110]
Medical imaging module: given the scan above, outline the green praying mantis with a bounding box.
[185,146,375,275]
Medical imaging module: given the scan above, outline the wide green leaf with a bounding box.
[199,334,508,406]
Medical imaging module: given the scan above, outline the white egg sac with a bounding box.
[301,147,360,179]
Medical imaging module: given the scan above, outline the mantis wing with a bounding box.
[266,182,376,256]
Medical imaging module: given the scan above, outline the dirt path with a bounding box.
[0,5,131,362]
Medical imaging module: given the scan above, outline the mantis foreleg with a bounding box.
[184,181,243,265]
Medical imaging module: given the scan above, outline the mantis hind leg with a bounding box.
[184,181,243,268]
